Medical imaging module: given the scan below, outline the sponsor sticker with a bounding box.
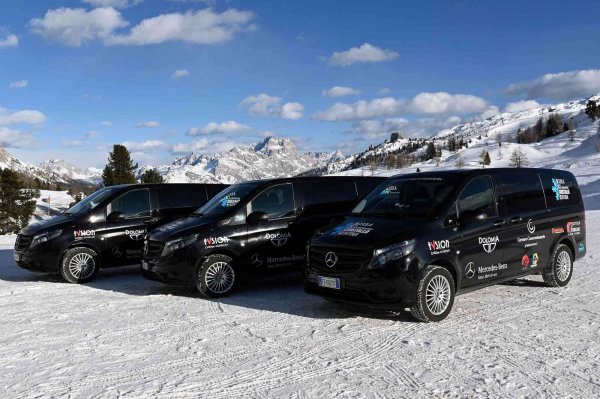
[566,221,581,236]
[531,253,539,268]
[552,227,565,234]
[551,178,570,201]
[380,185,398,195]
[74,230,95,239]
[479,236,499,253]
[578,243,585,253]
[477,262,508,280]
[220,192,241,208]
[464,262,475,279]
[330,222,374,237]
[265,254,305,269]
[527,219,536,234]
[204,236,229,248]
[125,229,146,241]
[521,255,530,269]
[517,234,546,248]
[266,232,291,247]
[428,240,450,255]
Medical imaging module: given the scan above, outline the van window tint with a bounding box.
[249,183,295,219]
[299,180,357,206]
[540,170,581,208]
[195,184,256,217]
[158,186,207,209]
[458,176,497,217]
[110,189,150,218]
[496,172,546,214]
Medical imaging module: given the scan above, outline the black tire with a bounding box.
[410,265,455,323]
[543,244,573,287]
[60,247,100,284]
[196,254,237,298]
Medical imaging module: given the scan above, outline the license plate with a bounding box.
[141,260,149,270]
[318,276,340,290]
[14,252,21,262]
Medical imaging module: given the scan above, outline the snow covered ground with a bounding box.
[31,190,75,223]
[0,216,599,397]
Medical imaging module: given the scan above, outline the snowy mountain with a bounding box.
[143,137,344,184]
[0,147,73,185]
[38,158,102,185]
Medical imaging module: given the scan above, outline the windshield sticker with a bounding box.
[566,221,581,236]
[204,236,229,248]
[551,178,570,201]
[266,232,291,247]
[220,192,241,207]
[479,236,499,253]
[126,229,146,241]
[428,240,450,255]
[74,230,95,239]
[330,222,374,237]
[380,185,398,195]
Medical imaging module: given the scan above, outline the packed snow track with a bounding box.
[0,214,599,398]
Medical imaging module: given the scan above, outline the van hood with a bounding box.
[311,215,427,250]
[20,214,78,236]
[149,215,220,242]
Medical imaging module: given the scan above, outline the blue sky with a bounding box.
[1,0,599,169]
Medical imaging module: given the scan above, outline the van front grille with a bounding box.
[310,245,371,273]
[144,240,164,260]
[15,234,32,251]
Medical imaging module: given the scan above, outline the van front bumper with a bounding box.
[14,244,61,273]
[141,255,196,287]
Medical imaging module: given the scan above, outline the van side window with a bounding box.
[496,172,546,214]
[299,180,357,205]
[109,189,151,218]
[158,186,207,209]
[539,170,581,208]
[248,183,295,219]
[459,176,497,217]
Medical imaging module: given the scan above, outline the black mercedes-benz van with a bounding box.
[14,183,227,283]
[142,176,385,297]
[305,168,586,322]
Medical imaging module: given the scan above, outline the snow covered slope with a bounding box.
[31,190,75,223]
[145,136,344,184]
[38,159,102,185]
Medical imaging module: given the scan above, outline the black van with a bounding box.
[305,168,586,322]
[142,176,385,297]
[14,183,227,283]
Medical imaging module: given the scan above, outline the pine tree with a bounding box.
[102,144,138,186]
[140,169,164,184]
[546,114,560,137]
[480,150,491,167]
[0,169,38,233]
[585,100,599,120]
[534,117,544,138]
[425,142,436,160]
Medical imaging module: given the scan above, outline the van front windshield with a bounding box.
[352,177,458,219]
[194,184,257,217]
[64,187,119,216]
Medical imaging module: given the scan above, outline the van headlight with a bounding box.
[368,239,416,269]
[31,229,63,248]
[162,234,197,255]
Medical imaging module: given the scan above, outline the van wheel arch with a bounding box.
[416,259,458,292]
[59,243,104,270]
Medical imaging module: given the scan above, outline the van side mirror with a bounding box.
[247,211,268,224]
[461,210,487,225]
[107,211,125,222]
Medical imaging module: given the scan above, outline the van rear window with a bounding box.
[158,186,208,209]
[540,170,581,208]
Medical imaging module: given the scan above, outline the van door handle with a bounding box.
[143,218,158,224]
[510,216,523,224]
[493,219,506,227]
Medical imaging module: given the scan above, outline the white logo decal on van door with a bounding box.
[527,219,536,234]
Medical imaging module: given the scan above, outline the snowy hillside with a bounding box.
[31,190,75,223]
[0,147,70,185]
[144,136,344,184]
[38,159,102,185]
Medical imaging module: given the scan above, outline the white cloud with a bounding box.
[0,127,34,148]
[378,87,391,96]
[0,33,18,48]
[9,80,28,89]
[504,100,542,113]
[479,106,501,120]
[122,139,167,151]
[100,120,112,127]
[136,121,160,128]
[62,139,85,148]
[504,70,600,100]
[106,8,256,46]
[347,118,409,139]
[328,43,399,66]
[30,7,255,47]
[0,107,47,126]
[314,92,488,121]
[82,0,143,9]
[322,86,361,98]
[241,93,304,120]
[172,69,190,79]
[85,130,99,139]
[29,7,128,46]
[171,139,237,154]
[187,120,251,136]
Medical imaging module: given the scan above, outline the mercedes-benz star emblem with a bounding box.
[465,262,475,279]
[112,246,123,258]
[251,253,263,267]
[325,252,338,268]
